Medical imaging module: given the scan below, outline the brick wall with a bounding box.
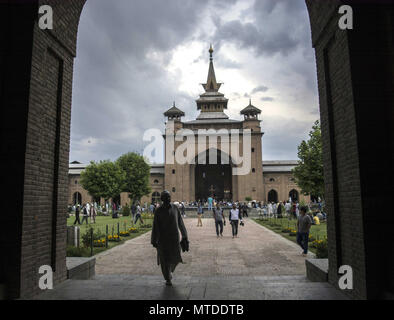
[0,0,86,299]
[306,0,394,299]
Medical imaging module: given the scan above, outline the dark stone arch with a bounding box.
[73,192,82,205]
[267,189,278,203]
[289,189,299,202]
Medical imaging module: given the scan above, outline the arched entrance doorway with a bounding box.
[73,192,82,205]
[194,149,232,202]
[289,189,299,202]
[267,189,278,203]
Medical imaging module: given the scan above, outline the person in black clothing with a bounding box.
[73,205,81,225]
[131,203,137,223]
[151,191,188,286]
[242,203,248,217]
[81,204,89,224]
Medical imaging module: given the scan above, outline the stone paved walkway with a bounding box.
[95,218,313,276]
[34,218,348,300]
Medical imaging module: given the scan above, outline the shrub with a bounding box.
[315,239,328,258]
[66,245,90,257]
[81,228,104,247]
[121,204,131,217]
[140,223,152,229]
[245,196,252,202]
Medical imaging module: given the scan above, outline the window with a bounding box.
[75,180,78,184]
[269,178,275,182]
[251,148,255,152]
[252,168,256,173]
[172,169,175,174]
[172,187,176,192]
[153,179,159,184]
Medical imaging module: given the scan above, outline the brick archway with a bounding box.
[1,0,393,300]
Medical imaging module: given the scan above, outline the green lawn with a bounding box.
[66,214,153,257]
[253,217,327,255]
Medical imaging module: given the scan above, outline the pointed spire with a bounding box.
[202,44,222,92]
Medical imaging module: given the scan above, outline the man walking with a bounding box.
[81,204,89,225]
[229,203,242,238]
[73,204,81,225]
[134,203,144,225]
[131,202,137,223]
[151,191,188,286]
[207,196,213,211]
[213,203,225,238]
[296,206,312,256]
[90,203,97,223]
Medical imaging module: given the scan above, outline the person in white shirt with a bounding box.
[268,202,273,217]
[229,203,243,238]
[134,203,144,225]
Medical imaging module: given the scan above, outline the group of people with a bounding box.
[73,202,97,225]
[196,200,246,239]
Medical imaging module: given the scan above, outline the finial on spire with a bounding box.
[209,44,213,61]
[249,98,252,105]
[173,101,176,107]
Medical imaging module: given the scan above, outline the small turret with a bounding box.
[240,99,261,120]
[164,102,185,121]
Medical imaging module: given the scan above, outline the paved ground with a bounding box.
[34,218,348,300]
[95,218,313,276]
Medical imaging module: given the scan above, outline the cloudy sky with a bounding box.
[70,0,319,164]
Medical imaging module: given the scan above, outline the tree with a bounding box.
[292,120,324,200]
[116,152,151,203]
[80,160,126,202]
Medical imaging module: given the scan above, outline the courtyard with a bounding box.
[35,217,347,300]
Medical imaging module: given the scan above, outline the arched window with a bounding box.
[172,187,176,192]
[269,178,275,182]
[153,179,159,184]
[172,169,175,174]
[151,192,160,204]
[267,189,278,203]
[252,168,256,173]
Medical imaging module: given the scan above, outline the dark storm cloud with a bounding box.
[213,0,310,57]
[71,0,220,163]
[70,0,317,163]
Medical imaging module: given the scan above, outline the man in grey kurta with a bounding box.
[151,191,188,286]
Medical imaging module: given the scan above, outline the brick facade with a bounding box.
[0,0,85,299]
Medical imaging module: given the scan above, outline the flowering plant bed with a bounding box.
[93,239,106,247]
[139,224,152,229]
[119,231,130,237]
[108,235,120,242]
[129,227,139,233]
[289,230,297,236]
